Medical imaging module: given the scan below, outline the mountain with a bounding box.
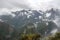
[0,8,59,36]
[0,9,43,29]
[0,21,18,40]
[46,8,60,20]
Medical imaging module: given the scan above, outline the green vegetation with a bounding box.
[20,33,41,40]
[19,32,60,40]
[48,32,60,40]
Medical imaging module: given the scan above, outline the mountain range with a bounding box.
[0,8,60,36]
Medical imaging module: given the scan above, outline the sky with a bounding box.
[0,0,60,10]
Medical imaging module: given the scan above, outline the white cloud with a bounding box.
[28,0,53,10]
[0,0,60,10]
[0,8,15,17]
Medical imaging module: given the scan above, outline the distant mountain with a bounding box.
[46,8,60,20]
[0,8,60,36]
[0,9,44,29]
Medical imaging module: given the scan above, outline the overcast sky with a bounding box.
[0,0,60,10]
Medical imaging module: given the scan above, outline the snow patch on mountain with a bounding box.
[51,29,58,34]
[46,13,51,17]
[0,19,4,22]
[39,16,42,19]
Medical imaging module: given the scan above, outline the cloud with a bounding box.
[0,0,60,10]
[0,0,31,9]
[0,8,15,17]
